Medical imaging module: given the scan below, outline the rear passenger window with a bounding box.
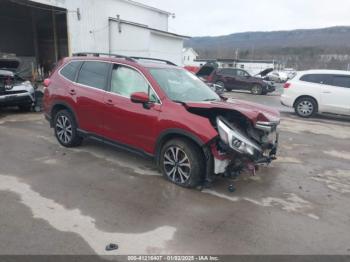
[332,75,350,88]
[300,74,331,84]
[77,61,110,90]
[60,61,82,81]
[220,69,235,76]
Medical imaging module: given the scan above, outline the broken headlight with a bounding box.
[217,117,262,156]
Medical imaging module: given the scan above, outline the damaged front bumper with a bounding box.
[210,117,279,176]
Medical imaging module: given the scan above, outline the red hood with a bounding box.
[185,99,280,124]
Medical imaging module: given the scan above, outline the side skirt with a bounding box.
[77,129,155,160]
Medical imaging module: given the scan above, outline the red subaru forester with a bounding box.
[44,53,280,188]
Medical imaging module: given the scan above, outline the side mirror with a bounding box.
[43,78,51,87]
[130,92,150,104]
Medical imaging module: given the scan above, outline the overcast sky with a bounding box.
[137,0,350,36]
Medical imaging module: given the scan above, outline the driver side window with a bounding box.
[110,65,159,103]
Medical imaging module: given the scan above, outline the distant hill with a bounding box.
[185,26,350,70]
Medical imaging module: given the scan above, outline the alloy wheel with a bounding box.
[163,146,192,184]
[297,100,314,117]
[56,115,73,144]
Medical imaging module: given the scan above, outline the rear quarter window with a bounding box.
[219,69,236,76]
[332,75,350,88]
[60,61,82,81]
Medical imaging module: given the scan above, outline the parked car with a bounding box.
[196,64,275,95]
[281,70,350,118]
[0,57,35,111]
[44,53,280,188]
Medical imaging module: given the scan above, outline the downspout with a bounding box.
[108,19,111,55]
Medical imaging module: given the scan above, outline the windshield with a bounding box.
[149,68,220,102]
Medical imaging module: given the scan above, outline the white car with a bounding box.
[281,70,350,118]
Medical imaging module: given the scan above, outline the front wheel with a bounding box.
[54,110,83,147]
[251,84,263,95]
[160,139,204,188]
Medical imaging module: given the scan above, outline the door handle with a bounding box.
[322,91,331,94]
[69,89,76,96]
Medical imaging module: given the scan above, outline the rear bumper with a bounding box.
[281,94,294,107]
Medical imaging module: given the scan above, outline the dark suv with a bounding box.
[197,65,275,95]
[44,53,280,188]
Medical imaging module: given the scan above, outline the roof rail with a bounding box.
[73,52,136,62]
[130,57,177,66]
[72,53,177,66]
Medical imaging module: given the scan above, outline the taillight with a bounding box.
[284,83,291,89]
[43,78,51,88]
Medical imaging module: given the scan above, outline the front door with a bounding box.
[103,64,161,154]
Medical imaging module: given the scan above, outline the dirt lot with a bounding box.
[0,92,350,256]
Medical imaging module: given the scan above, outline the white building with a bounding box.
[182,48,200,66]
[0,0,187,75]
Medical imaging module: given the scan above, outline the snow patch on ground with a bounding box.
[312,170,350,194]
[324,150,350,161]
[0,174,176,255]
[280,118,350,139]
[203,190,319,220]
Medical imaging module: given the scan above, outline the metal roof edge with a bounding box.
[109,17,191,39]
[116,0,173,16]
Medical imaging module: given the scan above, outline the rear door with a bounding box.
[235,69,252,90]
[320,74,350,115]
[74,61,111,134]
[103,64,161,154]
[217,69,237,89]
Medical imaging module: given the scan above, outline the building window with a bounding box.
[240,65,245,69]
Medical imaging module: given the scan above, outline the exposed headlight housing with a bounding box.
[217,117,262,156]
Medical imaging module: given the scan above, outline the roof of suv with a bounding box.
[298,69,350,76]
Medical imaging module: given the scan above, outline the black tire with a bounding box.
[54,110,83,147]
[294,97,317,118]
[160,138,204,188]
[251,84,263,95]
[19,105,32,112]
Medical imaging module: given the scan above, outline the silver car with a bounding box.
[0,58,35,111]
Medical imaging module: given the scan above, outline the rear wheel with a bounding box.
[160,138,204,188]
[251,84,263,95]
[216,81,229,91]
[54,110,83,147]
[295,97,317,118]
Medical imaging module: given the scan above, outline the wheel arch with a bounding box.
[50,102,78,128]
[155,129,207,166]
